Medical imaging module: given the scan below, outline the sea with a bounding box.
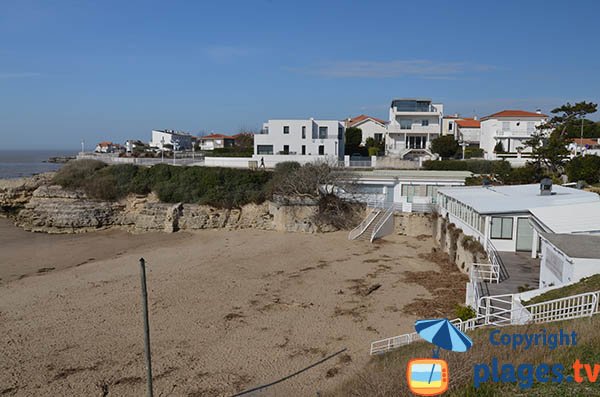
[0,150,78,179]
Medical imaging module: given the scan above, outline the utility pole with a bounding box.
[139,258,154,397]
[580,117,585,156]
[161,137,165,163]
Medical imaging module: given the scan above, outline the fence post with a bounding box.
[139,258,154,397]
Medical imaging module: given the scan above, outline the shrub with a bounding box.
[367,147,379,156]
[454,304,477,321]
[566,155,600,184]
[430,135,459,159]
[53,159,107,189]
[422,159,511,175]
[464,147,484,159]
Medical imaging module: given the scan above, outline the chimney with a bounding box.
[540,178,553,196]
[473,115,478,121]
[536,108,542,114]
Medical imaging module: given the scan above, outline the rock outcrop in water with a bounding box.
[0,174,334,234]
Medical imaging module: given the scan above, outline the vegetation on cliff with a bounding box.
[53,160,272,208]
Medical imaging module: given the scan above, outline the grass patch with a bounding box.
[326,316,600,396]
[523,275,600,306]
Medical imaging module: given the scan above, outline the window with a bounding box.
[374,133,383,143]
[302,126,306,139]
[301,145,306,155]
[283,145,289,154]
[421,120,429,127]
[318,145,325,155]
[402,185,417,203]
[257,145,273,155]
[449,122,453,131]
[491,217,513,239]
[400,119,412,130]
[338,126,343,140]
[283,126,290,134]
[319,126,328,139]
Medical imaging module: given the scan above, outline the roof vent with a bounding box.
[540,178,553,196]
[536,108,542,114]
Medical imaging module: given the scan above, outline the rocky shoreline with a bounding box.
[0,173,345,234]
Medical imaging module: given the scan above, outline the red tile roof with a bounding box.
[201,134,235,140]
[97,141,113,146]
[455,118,481,128]
[482,110,548,120]
[347,114,386,127]
[572,138,599,146]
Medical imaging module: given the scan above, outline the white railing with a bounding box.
[369,203,400,242]
[370,290,600,355]
[348,209,381,240]
[470,263,500,284]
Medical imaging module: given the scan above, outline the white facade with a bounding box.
[539,234,600,288]
[386,98,443,159]
[442,116,459,136]
[150,130,193,151]
[254,119,344,159]
[346,115,387,146]
[479,111,547,160]
[437,184,600,253]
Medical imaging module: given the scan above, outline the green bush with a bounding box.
[454,304,477,321]
[464,147,484,159]
[566,155,600,184]
[54,162,273,208]
[430,135,459,159]
[367,147,379,156]
[53,159,107,189]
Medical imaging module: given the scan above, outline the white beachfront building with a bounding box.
[385,98,443,160]
[479,110,547,161]
[436,182,600,253]
[455,118,481,145]
[253,119,344,166]
[150,129,193,151]
[345,114,387,146]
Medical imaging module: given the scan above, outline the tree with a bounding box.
[566,155,600,184]
[430,135,459,159]
[234,132,254,149]
[345,127,362,155]
[526,101,597,177]
[493,141,505,154]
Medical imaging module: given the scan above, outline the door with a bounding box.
[516,217,534,252]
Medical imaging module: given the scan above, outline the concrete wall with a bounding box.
[374,157,420,169]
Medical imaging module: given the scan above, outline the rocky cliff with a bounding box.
[1,174,337,234]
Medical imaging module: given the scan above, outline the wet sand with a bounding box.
[0,222,450,396]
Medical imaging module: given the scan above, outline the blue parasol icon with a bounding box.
[415,318,473,384]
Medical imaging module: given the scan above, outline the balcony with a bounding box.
[494,129,535,138]
[387,124,440,134]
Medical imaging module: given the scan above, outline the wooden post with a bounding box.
[139,258,154,397]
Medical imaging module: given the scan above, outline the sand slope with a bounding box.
[0,226,445,396]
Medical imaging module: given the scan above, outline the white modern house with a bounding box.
[455,118,481,145]
[346,114,387,146]
[538,233,600,289]
[150,129,193,151]
[479,110,547,161]
[253,119,344,164]
[348,170,471,209]
[437,182,600,253]
[386,98,443,160]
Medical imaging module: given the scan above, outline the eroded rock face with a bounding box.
[1,176,339,234]
[0,173,54,213]
[15,185,122,233]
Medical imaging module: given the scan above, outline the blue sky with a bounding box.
[1,0,599,150]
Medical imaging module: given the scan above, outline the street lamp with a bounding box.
[173,139,179,165]
[160,137,165,163]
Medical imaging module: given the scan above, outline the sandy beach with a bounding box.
[0,221,465,396]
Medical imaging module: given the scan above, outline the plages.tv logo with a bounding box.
[406,318,473,396]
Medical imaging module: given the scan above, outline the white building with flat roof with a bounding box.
[538,233,600,288]
[253,118,344,159]
[480,110,548,161]
[150,129,193,151]
[386,98,443,160]
[437,183,600,253]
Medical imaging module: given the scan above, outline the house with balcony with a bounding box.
[385,98,443,160]
[479,110,547,161]
[252,118,344,167]
[345,114,387,146]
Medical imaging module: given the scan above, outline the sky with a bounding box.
[1,0,599,150]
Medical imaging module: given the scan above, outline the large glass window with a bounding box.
[392,100,431,112]
[491,217,513,239]
[400,119,412,130]
[319,126,328,139]
[257,145,273,155]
